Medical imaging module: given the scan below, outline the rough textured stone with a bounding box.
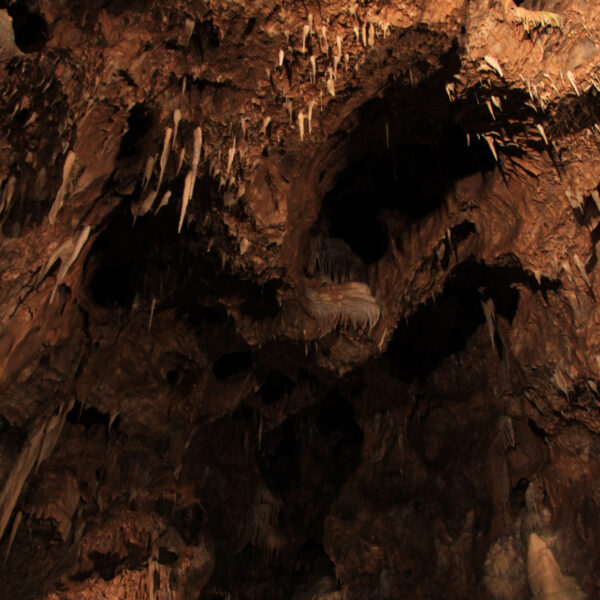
[0,0,599,598]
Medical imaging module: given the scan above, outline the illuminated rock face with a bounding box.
[0,0,599,597]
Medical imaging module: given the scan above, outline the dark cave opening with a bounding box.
[322,123,496,260]
[315,80,497,272]
[528,418,548,440]
[88,551,121,581]
[6,0,48,52]
[190,17,220,54]
[117,103,153,158]
[87,208,172,308]
[202,393,364,598]
[259,370,295,405]
[512,0,551,8]
[258,393,362,508]
[511,477,530,512]
[158,547,178,565]
[384,258,539,382]
[85,192,279,388]
[258,418,301,497]
[85,193,199,311]
[166,369,180,385]
[240,280,281,319]
[66,401,121,435]
[212,351,253,381]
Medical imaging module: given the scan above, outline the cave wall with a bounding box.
[0,0,600,598]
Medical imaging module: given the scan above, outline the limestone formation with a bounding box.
[0,0,599,598]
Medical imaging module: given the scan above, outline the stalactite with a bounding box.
[0,403,72,542]
[527,533,585,599]
[48,151,76,224]
[304,281,380,334]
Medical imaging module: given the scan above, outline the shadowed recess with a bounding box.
[6,0,48,52]
[384,258,542,382]
[317,75,496,266]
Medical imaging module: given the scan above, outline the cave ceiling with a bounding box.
[0,0,600,598]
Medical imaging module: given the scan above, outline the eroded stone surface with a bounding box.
[0,0,600,598]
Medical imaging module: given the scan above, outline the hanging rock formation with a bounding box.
[0,0,599,597]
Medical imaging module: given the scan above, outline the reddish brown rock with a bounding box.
[0,0,600,598]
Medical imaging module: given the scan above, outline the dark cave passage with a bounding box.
[310,75,497,282]
[85,180,281,329]
[257,394,363,501]
[512,0,552,8]
[4,0,48,52]
[86,205,182,308]
[259,370,296,405]
[212,351,253,380]
[118,103,154,159]
[320,123,496,265]
[384,257,544,382]
[199,392,363,599]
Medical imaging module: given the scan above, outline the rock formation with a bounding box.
[0,0,599,597]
